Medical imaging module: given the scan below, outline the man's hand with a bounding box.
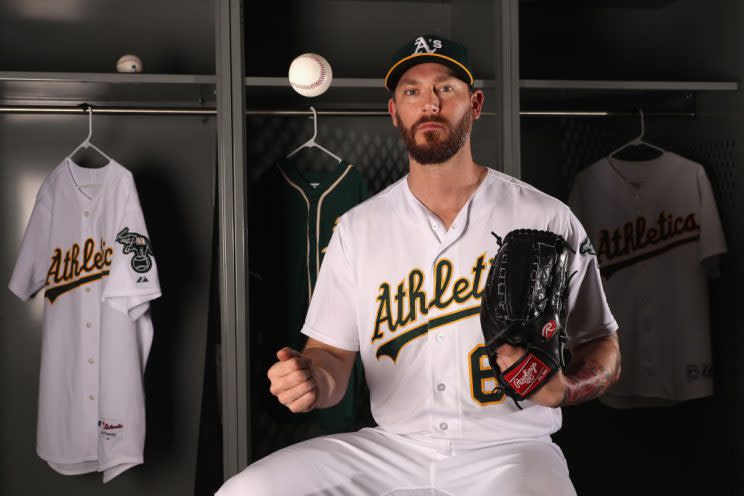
[495,334,621,408]
[267,347,318,413]
[494,343,567,408]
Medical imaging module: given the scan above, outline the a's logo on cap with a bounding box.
[413,36,442,54]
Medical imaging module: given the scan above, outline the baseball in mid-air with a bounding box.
[288,53,333,97]
[116,54,143,73]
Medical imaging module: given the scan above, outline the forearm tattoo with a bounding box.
[561,358,620,407]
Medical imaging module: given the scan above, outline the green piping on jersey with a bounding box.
[279,161,353,304]
[277,166,312,304]
[316,164,353,288]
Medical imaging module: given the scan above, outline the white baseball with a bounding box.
[288,53,333,97]
[116,54,143,73]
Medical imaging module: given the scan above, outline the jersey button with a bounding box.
[85,287,91,293]
[439,422,448,431]
[88,357,95,364]
[86,322,92,328]
[437,383,446,392]
[432,223,439,231]
[89,394,96,400]
[436,333,445,343]
[83,211,90,217]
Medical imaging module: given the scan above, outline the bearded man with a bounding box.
[217,35,620,496]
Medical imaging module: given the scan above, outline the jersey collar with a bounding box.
[278,159,350,199]
[394,169,493,235]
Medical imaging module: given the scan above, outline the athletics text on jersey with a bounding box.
[45,238,113,302]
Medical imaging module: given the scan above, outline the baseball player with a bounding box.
[9,157,160,482]
[569,152,727,408]
[218,35,620,495]
[249,159,368,457]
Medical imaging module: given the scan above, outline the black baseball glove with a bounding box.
[480,229,574,405]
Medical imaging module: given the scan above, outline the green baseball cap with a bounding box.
[384,35,474,92]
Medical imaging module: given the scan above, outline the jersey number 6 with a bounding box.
[469,345,506,405]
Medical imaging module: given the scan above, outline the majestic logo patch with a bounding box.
[580,238,596,257]
[116,227,153,273]
[98,418,125,441]
[413,36,442,54]
[541,320,557,339]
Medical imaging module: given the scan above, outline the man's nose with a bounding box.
[421,89,440,115]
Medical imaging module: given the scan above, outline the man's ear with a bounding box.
[471,89,485,120]
[388,98,399,128]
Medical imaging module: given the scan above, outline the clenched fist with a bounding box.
[267,347,318,413]
[494,343,568,408]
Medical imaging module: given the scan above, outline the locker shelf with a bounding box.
[245,77,500,88]
[520,79,739,91]
[0,72,215,85]
[242,77,503,111]
[0,71,217,84]
[0,72,216,107]
[520,80,739,116]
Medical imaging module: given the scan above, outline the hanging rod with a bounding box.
[521,111,695,117]
[0,105,493,116]
[0,105,215,116]
[0,105,695,118]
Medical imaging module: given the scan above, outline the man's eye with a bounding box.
[438,85,454,93]
[404,89,417,96]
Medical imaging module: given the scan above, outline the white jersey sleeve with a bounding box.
[560,209,618,346]
[101,175,161,320]
[301,218,359,351]
[8,182,52,301]
[696,165,727,261]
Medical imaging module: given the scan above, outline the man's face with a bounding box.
[388,62,483,165]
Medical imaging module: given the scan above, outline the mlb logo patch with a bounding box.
[99,418,126,441]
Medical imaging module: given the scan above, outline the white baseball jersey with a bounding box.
[9,157,161,482]
[301,168,617,442]
[217,167,613,496]
[568,152,727,408]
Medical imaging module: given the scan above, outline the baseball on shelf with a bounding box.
[116,54,143,73]
[288,53,333,97]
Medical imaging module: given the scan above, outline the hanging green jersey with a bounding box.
[249,159,369,458]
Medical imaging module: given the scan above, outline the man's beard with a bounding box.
[397,110,473,165]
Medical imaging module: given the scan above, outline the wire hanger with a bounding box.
[67,103,113,165]
[607,109,666,160]
[285,106,341,162]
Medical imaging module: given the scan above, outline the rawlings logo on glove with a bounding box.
[480,229,574,406]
